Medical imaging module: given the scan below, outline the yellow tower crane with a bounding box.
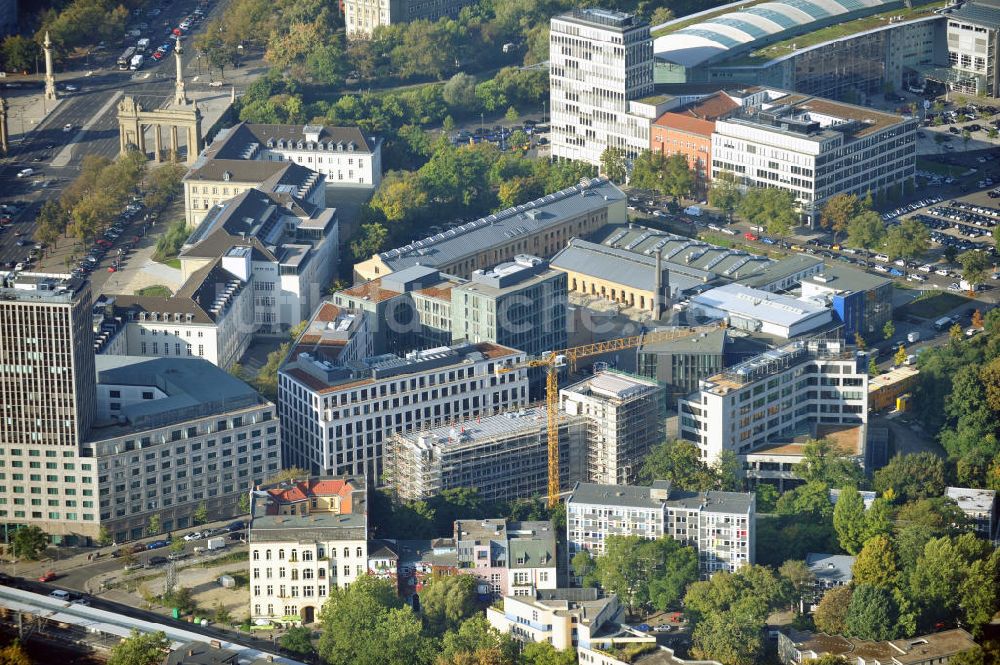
[496,324,722,507]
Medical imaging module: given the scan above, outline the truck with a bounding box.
[137,37,150,52]
[934,316,953,331]
[205,537,226,551]
[907,331,920,343]
[117,47,137,70]
[129,54,144,70]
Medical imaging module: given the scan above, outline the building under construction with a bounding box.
[560,371,664,485]
[385,407,589,503]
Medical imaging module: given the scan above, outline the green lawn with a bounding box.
[154,257,182,270]
[134,285,172,297]
[897,291,971,320]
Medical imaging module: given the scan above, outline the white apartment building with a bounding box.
[487,588,624,650]
[678,338,868,465]
[279,302,529,480]
[550,8,655,167]
[249,476,368,625]
[179,187,339,332]
[566,481,755,579]
[711,88,916,225]
[344,0,475,39]
[561,371,664,485]
[97,258,254,371]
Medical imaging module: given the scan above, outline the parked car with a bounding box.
[146,539,169,550]
[183,531,203,541]
[49,590,70,601]
[149,556,168,566]
[38,571,57,582]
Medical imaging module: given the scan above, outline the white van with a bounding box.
[684,206,702,217]
[49,590,70,601]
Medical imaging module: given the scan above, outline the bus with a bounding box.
[117,47,136,70]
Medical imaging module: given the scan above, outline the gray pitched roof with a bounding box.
[205,122,376,160]
[377,178,625,272]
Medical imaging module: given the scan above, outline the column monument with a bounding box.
[173,34,187,106]
[43,32,57,102]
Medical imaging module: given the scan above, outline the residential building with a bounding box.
[778,628,979,665]
[487,588,623,649]
[550,226,822,313]
[549,9,655,166]
[801,265,893,341]
[344,0,476,38]
[279,302,529,479]
[97,257,254,370]
[183,158,324,228]
[678,338,868,465]
[566,481,756,578]
[689,283,834,340]
[711,88,917,225]
[561,371,664,486]
[367,538,459,603]
[203,122,383,189]
[805,553,855,592]
[651,91,740,192]
[946,0,1000,95]
[89,356,280,542]
[386,407,588,503]
[354,178,626,281]
[454,519,558,598]
[249,476,369,624]
[179,186,338,332]
[946,486,998,542]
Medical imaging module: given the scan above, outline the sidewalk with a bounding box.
[3,88,63,144]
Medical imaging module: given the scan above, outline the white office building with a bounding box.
[678,338,868,465]
[689,283,834,340]
[550,8,656,166]
[711,88,916,224]
[566,481,755,578]
[279,301,529,480]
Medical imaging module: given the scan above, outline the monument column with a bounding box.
[0,97,8,155]
[43,32,57,102]
[154,125,162,162]
[170,125,179,160]
[173,35,187,106]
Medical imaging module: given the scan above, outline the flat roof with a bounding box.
[805,552,855,585]
[802,263,892,292]
[945,486,997,513]
[736,254,824,289]
[0,272,87,304]
[400,406,582,446]
[692,283,829,327]
[567,481,753,514]
[555,7,647,31]
[376,178,625,273]
[639,327,728,355]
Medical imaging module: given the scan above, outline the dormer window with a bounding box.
[266,140,274,148]
[317,142,325,150]
[296,141,304,149]
[337,141,344,151]
[328,143,336,151]
[348,141,355,151]
[307,142,314,150]
[222,171,232,182]
[277,140,284,149]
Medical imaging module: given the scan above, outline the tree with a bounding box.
[972,309,984,329]
[521,642,578,665]
[959,249,991,292]
[213,601,232,625]
[709,171,742,223]
[593,535,698,615]
[350,223,389,261]
[894,345,907,368]
[853,535,899,590]
[442,73,478,110]
[821,193,863,244]
[845,210,887,266]
[869,357,879,377]
[600,147,626,183]
[650,7,676,24]
[108,630,170,665]
[280,626,315,658]
[793,438,863,488]
[147,514,161,537]
[738,187,797,239]
[265,467,312,485]
[0,641,31,665]
[663,153,694,201]
[950,322,964,343]
[11,526,47,561]
[169,538,185,555]
[873,453,947,503]
[814,585,853,634]
[833,486,867,555]
[883,320,896,341]
[854,333,867,351]
[845,584,899,640]
[192,502,208,526]
[97,526,112,547]
[238,492,252,514]
[884,218,930,260]
[418,573,479,636]
[318,576,434,665]
[779,560,815,613]
[505,106,519,125]
[439,615,520,665]
[640,440,718,490]
[862,497,894,543]
[571,549,598,587]
[950,648,986,665]
[0,35,38,73]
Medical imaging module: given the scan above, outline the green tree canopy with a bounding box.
[884,218,930,260]
[794,438,864,489]
[640,439,719,490]
[833,486,867,555]
[708,171,743,222]
[845,584,900,640]
[853,535,899,590]
[108,630,170,665]
[738,187,797,238]
[873,453,947,504]
[418,572,479,636]
[11,526,47,561]
[820,193,864,243]
[600,147,626,184]
[814,585,853,634]
[845,209,887,264]
[592,535,698,615]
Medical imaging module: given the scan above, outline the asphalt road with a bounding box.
[0,0,227,270]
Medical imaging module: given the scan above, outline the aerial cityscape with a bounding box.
[0,0,999,663]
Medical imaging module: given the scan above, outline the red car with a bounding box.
[38,571,57,582]
[744,232,759,241]
[107,266,117,273]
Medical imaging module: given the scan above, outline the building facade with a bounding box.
[778,628,979,665]
[946,486,998,543]
[550,8,655,166]
[637,328,727,404]
[386,407,588,503]
[678,339,868,465]
[566,481,755,579]
[354,178,627,282]
[487,588,623,650]
[651,91,740,192]
[279,303,530,480]
[454,519,558,598]
[344,0,476,38]
[561,372,664,486]
[711,88,917,224]
[800,264,893,341]
[946,0,1000,95]
[249,477,368,624]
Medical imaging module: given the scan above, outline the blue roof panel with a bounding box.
[744,6,801,29]
[705,16,772,38]
[675,27,745,48]
[781,0,831,19]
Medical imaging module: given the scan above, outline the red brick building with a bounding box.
[651,92,740,194]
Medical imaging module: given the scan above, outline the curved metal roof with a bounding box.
[654,0,899,68]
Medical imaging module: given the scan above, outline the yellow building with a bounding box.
[868,365,919,411]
